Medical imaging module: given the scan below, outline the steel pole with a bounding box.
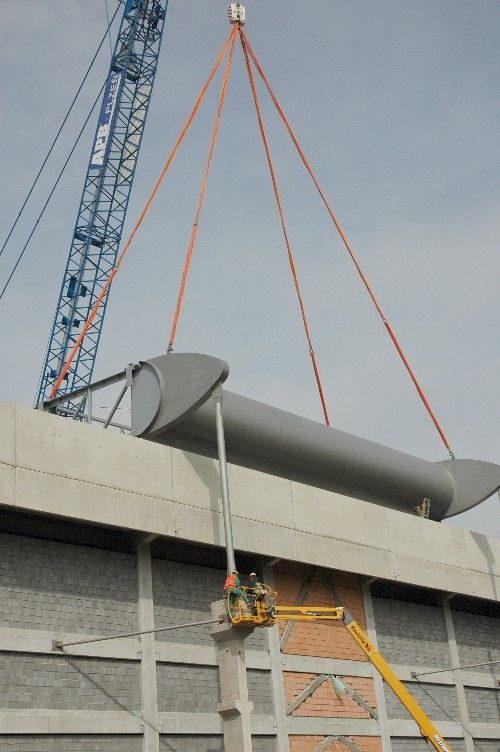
[213,386,236,574]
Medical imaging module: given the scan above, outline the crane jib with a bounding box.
[91,71,123,169]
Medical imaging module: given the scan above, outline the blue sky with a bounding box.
[1,1,499,535]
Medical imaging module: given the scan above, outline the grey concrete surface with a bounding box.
[1,401,499,601]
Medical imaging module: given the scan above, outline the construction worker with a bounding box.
[223,570,249,615]
[247,572,267,615]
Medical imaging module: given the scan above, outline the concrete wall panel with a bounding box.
[0,401,16,465]
[452,610,500,675]
[0,654,140,711]
[0,533,138,635]
[14,466,176,538]
[157,663,272,715]
[383,682,461,722]
[291,482,391,551]
[0,462,15,506]
[472,742,500,752]
[15,408,173,501]
[372,597,451,669]
[465,689,500,724]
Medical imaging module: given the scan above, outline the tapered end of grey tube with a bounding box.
[131,352,229,438]
[439,459,500,518]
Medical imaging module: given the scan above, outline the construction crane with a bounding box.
[229,589,454,752]
[35,0,169,411]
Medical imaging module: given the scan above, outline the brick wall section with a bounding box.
[152,558,266,650]
[372,597,451,669]
[158,736,276,751]
[288,735,382,751]
[274,563,367,660]
[157,663,272,715]
[383,681,460,722]
[0,533,137,635]
[284,673,376,718]
[452,610,500,675]
[391,739,466,752]
[0,654,141,711]
[465,688,500,723]
[0,737,143,751]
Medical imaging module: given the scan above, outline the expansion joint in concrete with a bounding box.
[362,581,392,752]
[442,597,475,752]
[137,539,160,752]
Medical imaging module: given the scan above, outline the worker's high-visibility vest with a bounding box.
[224,574,237,591]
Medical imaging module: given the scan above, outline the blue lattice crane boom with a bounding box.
[35,0,169,410]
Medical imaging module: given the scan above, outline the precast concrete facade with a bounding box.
[0,401,499,752]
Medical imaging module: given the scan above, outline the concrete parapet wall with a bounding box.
[371,597,451,668]
[1,401,499,601]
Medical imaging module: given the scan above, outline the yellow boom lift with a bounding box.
[228,587,453,752]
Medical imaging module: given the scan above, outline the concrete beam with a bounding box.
[469,723,500,739]
[287,717,379,736]
[0,627,139,660]
[158,712,276,735]
[155,640,270,670]
[281,654,374,678]
[0,709,141,734]
[387,720,464,738]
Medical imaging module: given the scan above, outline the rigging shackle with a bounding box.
[228,2,245,25]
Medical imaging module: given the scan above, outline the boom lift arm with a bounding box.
[229,592,454,752]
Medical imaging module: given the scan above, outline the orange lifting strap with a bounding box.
[167,27,238,350]
[48,22,453,459]
[239,30,454,457]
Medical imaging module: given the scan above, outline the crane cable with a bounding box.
[0,82,106,303]
[0,1,120,260]
[167,26,238,349]
[48,26,235,399]
[239,31,330,426]
[240,31,454,457]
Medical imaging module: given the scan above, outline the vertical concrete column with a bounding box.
[362,581,392,752]
[210,599,255,752]
[443,596,474,752]
[137,539,160,752]
[264,564,290,752]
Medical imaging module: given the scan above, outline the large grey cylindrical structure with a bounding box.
[131,353,500,521]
